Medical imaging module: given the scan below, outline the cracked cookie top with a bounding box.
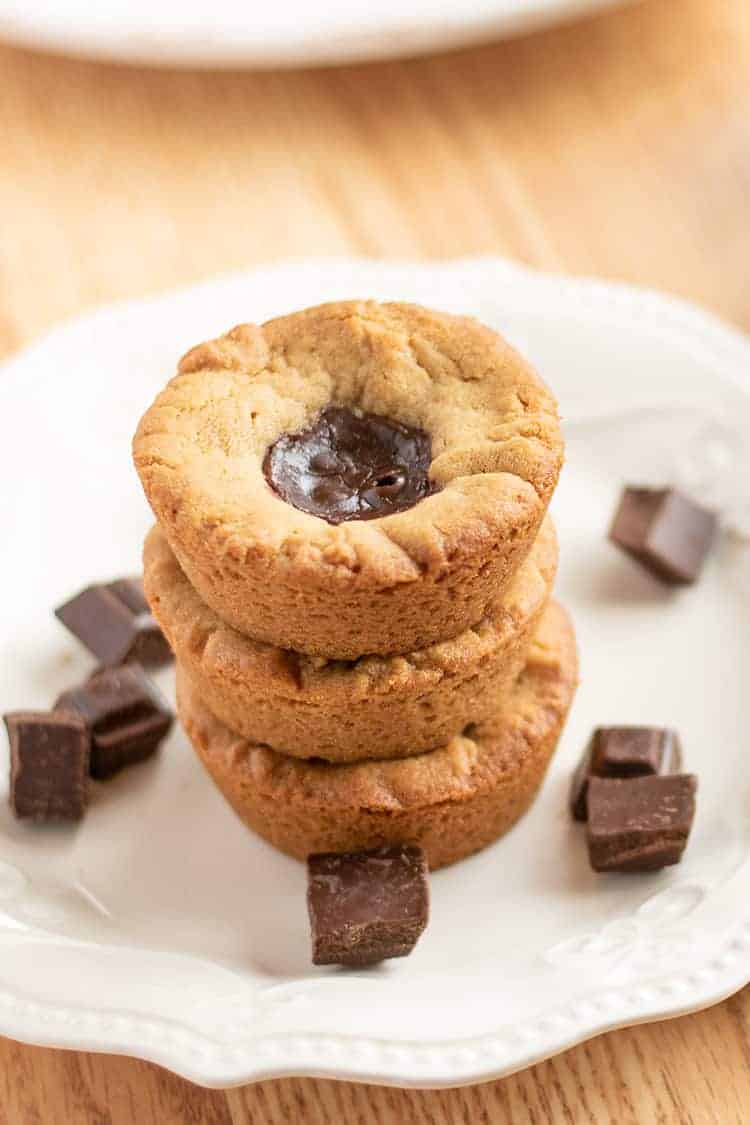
[133,301,563,593]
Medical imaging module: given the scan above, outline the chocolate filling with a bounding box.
[263,405,436,524]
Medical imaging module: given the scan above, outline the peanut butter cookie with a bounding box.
[145,517,558,762]
[176,601,578,869]
[134,301,563,659]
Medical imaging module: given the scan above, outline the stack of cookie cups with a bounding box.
[134,302,578,870]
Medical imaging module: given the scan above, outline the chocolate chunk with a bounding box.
[264,406,437,525]
[570,727,682,820]
[307,845,429,966]
[587,774,697,872]
[104,577,151,616]
[54,664,173,779]
[4,711,89,821]
[609,487,718,584]
[570,753,593,821]
[55,577,172,667]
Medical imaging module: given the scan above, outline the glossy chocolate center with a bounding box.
[263,406,436,525]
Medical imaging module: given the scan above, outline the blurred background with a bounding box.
[1,0,749,1121]
[1,0,747,363]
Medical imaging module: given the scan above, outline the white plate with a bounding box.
[0,0,631,68]
[1,258,749,1089]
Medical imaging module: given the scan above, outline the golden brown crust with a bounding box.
[145,518,558,762]
[176,601,578,869]
[133,301,563,658]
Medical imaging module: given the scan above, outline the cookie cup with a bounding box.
[134,301,563,658]
[177,601,578,870]
[146,518,558,762]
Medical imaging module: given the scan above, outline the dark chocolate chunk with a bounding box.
[569,753,593,821]
[4,710,90,821]
[307,845,429,966]
[54,664,173,779]
[264,406,437,525]
[55,577,172,667]
[609,487,718,584]
[587,774,697,872]
[104,577,150,616]
[570,727,682,821]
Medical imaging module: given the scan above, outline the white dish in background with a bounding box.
[0,0,632,68]
[0,257,749,1089]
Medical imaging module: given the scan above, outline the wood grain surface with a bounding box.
[1,0,749,1120]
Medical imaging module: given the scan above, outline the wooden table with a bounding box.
[1,0,748,1119]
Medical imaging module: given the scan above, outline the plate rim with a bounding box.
[0,0,631,68]
[0,919,748,1088]
[1,255,749,1088]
